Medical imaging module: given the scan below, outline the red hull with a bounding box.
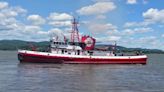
[18,52,147,64]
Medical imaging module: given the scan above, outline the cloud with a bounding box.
[97,36,121,42]
[126,0,137,4]
[48,13,72,21]
[24,25,41,33]
[12,6,27,14]
[0,2,27,33]
[87,22,118,35]
[162,34,164,38]
[77,2,116,15]
[0,23,49,41]
[0,1,163,50]
[92,0,111,2]
[0,3,72,41]
[0,2,48,41]
[143,8,164,23]
[18,26,70,41]
[48,28,72,41]
[48,28,63,35]
[124,8,164,28]
[95,15,106,19]
[27,14,45,25]
[48,13,72,27]
[0,6,26,18]
[2,24,59,41]
[49,21,71,27]
[124,21,151,28]
[118,36,163,49]
[138,36,158,46]
[123,27,153,35]
[143,0,148,4]
[0,2,8,9]
[108,36,121,41]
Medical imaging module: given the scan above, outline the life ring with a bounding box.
[84,37,94,47]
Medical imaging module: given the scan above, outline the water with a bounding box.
[0,51,164,92]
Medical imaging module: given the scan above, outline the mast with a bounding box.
[114,41,117,55]
[71,17,80,42]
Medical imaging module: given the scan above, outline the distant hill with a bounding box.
[0,40,163,54]
[96,44,164,54]
[0,40,50,51]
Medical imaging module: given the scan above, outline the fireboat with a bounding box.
[18,18,147,64]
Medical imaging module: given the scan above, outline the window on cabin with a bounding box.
[77,50,80,55]
[62,49,64,54]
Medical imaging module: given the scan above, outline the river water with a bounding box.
[0,51,164,92]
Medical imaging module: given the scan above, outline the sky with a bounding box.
[0,0,164,50]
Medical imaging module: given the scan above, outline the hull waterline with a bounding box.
[18,50,147,64]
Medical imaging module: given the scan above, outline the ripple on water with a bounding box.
[0,51,164,92]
